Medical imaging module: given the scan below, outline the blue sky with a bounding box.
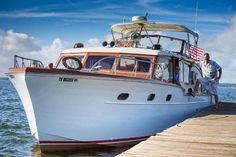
[1,0,235,43]
[0,0,236,82]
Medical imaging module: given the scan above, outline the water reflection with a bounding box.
[32,145,132,157]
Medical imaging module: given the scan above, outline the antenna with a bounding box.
[194,0,199,33]
[123,16,126,23]
[144,12,148,20]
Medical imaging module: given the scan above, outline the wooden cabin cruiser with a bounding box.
[7,16,212,152]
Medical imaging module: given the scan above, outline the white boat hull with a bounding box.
[8,68,212,152]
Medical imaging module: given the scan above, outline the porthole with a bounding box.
[166,94,172,101]
[117,93,129,100]
[147,94,155,101]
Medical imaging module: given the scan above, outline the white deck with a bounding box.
[61,47,182,58]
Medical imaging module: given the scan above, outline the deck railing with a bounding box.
[14,55,44,68]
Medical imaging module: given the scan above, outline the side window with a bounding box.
[191,65,204,93]
[190,66,200,84]
[117,57,135,71]
[179,61,191,84]
[117,57,151,72]
[85,56,115,70]
[155,57,172,81]
[173,58,180,84]
[184,64,190,83]
[136,58,150,72]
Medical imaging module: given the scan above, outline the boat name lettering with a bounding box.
[59,77,78,82]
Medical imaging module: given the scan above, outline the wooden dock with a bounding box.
[117,102,236,157]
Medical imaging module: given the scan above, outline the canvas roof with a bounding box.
[111,22,198,38]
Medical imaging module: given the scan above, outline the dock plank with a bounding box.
[117,102,236,157]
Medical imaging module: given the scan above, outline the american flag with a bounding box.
[188,44,204,61]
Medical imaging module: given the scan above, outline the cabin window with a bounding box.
[147,94,155,101]
[117,57,151,72]
[155,58,172,81]
[190,65,205,93]
[136,58,151,72]
[117,93,129,100]
[166,94,172,101]
[179,61,191,84]
[85,56,115,70]
[173,58,180,84]
[190,65,201,84]
[184,64,190,83]
[117,57,135,71]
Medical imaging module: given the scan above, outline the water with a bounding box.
[0,78,236,157]
[0,78,130,157]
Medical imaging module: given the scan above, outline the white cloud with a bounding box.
[0,11,124,21]
[0,56,10,72]
[200,14,236,83]
[0,29,41,73]
[28,38,68,64]
[104,34,114,42]
[0,11,70,18]
[0,29,68,73]
[0,29,40,54]
[86,37,100,47]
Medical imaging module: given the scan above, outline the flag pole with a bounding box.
[194,0,198,34]
[194,0,199,46]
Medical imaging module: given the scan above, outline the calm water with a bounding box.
[0,78,236,157]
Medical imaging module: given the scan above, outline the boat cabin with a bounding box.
[54,16,201,86]
[55,46,201,88]
[13,16,202,88]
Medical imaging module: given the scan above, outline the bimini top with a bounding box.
[111,22,198,38]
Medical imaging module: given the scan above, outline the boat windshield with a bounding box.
[157,36,185,53]
[85,56,115,70]
[113,33,186,53]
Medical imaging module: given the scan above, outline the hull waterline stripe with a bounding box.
[39,136,150,144]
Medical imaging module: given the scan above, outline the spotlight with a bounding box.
[110,41,115,47]
[73,43,84,48]
[102,41,108,47]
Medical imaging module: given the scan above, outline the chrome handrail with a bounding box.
[14,55,44,68]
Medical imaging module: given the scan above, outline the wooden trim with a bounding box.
[8,67,151,80]
[151,56,158,79]
[7,67,180,90]
[8,67,26,73]
[10,67,144,80]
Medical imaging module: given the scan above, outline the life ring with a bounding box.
[62,56,82,70]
